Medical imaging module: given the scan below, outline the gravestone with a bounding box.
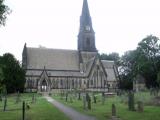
[93,95,97,103]
[22,101,25,120]
[128,91,135,111]
[137,101,144,112]
[69,94,73,103]
[102,92,105,105]
[86,93,91,110]
[15,91,20,104]
[26,103,30,110]
[3,96,7,111]
[32,94,36,103]
[78,92,81,100]
[83,93,87,110]
[65,92,68,102]
[112,104,116,116]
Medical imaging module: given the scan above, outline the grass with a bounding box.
[0,93,70,120]
[52,92,160,120]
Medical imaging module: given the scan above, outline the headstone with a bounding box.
[137,101,143,112]
[65,92,68,102]
[83,94,87,110]
[15,91,20,104]
[22,101,25,120]
[102,92,105,105]
[93,95,97,104]
[26,103,30,110]
[69,95,73,103]
[86,93,91,110]
[49,92,52,96]
[112,104,116,116]
[32,94,35,103]
[128,91,135,111]
[78,92,81,100]
[3,96,7,111]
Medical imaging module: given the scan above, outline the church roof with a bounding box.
[26,69,85,77]
[26,47,80,71]
[101,60,117,81]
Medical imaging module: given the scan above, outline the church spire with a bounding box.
[78,0,97,52]
[80,0,93,32]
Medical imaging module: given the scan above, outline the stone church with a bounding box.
[22,0,119,92]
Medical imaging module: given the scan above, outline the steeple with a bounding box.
[78,0,97,52]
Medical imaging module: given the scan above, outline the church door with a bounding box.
[41,79,48,92]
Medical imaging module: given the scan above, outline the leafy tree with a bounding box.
[137,35,160,88]
[0,53,25,93]
[119,35,160,89]
[0,0,10,26]
[118,50,138,90]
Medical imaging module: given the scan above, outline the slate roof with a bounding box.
[26,47,80,71]
[101,60,117,81]
[26,69,85,77]
[25,47,118,80]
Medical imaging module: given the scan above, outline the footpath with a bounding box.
[44,96,97,120]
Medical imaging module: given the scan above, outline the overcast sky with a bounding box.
[1,0,160,61]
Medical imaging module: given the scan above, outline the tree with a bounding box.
[0,53,25,93]
[118,50,137,90]
[137,35,160,88]
[0,0,10,26]
[119,35,160,89]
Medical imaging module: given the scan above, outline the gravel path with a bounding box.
[44,96,97,120]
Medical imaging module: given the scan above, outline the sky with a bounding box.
[1,0,160,61]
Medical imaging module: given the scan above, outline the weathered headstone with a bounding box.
[86,93,91,110]
[112,104,116,116]
[22,101,25,120]
[32,94,35,103]
[3,96,7,111]
[128,91,135,111]
[93,95,97,104]
[102,92,105,105]
[69,95,73,103]
[65,92,68,102]
[26,103,30,110]
[78,92,81,100]
[137,101,144,112]
[83,94,87,110]
[49,92,52,96]
[15,91,20,104]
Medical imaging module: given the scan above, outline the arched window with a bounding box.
[100,72,103,88]
[60,79,63,89]
[91,79,93,86]
[79,79,82,88]
[72,79,74,89]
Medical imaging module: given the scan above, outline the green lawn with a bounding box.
[0,93,70,120]
[52,92,160,120]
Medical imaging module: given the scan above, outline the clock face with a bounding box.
[85,25,90,31]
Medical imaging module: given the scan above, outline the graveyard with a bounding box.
[0,91,160,120]
[52,90,160,120]
[0,93,69,120]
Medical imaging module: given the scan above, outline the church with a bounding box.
[22,0,119,93]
